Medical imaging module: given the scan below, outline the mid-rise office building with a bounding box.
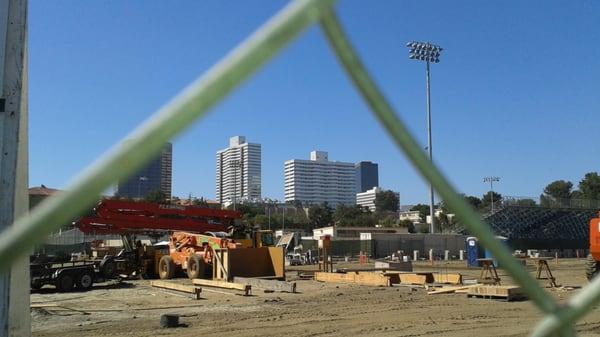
[284,151,356,207]
[116,142,172,199]
[216,136,261,206]
[356,161,379,193]
[356,187,399,212]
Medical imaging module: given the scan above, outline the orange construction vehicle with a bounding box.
[158,231,237,279]
[158,229,283,281]
[587,213,600,280]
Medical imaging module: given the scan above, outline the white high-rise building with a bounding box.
[284,151,356,207]
[356,187,400,212]
[356,187,381,212]
[216,136,261,206]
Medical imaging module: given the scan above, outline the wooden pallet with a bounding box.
[467,285,526,301]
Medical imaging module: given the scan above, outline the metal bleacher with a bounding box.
[482,206,597,249]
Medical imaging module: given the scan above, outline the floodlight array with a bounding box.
[407,41,442,63]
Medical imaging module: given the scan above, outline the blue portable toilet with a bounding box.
[466,236,479,267]
[484,236,508,267]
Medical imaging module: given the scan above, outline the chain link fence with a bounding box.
[0,1,597,336]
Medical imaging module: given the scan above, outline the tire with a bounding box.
[31,280,43,290]
[158,255,175,280]
[186,254,205,279]
[57,273,74,292]
[100,257,117,279]
[76,271,94,291]
[586,254,600,281]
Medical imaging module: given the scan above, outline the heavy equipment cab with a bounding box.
[587,213,600,280]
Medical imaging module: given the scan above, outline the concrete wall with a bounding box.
[300,233,468,259]
[368,233,467,259]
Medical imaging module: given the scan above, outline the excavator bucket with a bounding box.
[212,247,285,281]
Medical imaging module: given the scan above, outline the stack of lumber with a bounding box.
[467,285,525,301]
[314,271,464,287]
[314,271,392,287]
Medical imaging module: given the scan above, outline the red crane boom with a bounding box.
[75,199,241,235]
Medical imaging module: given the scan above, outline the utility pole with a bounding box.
[0,0,30,335]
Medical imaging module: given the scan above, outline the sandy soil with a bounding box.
[30,259,600,337]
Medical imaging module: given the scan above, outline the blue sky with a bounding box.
[29,1,600,205]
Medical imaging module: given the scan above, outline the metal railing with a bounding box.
[0,1,597,336]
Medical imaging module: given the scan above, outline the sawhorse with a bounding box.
[477,258,501,285]
[532,258,558,288]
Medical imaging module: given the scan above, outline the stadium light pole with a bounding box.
[137,176,148,199]
[407,41,443,234]
[483,176,500,214]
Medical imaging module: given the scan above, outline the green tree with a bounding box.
[334,204,374,227]
[144,190,168,203]
[543,180,573,202]
[515,198,537,207]
[410,204,430,222]
[398,220,416,233]
[192,197,210,207]
[464,195,482,209]
[308,202,334,229]
[374,190,399,212]
[579,172,600,200]
[481,191,502,210]
[253,214,269,228]
[379,214,398,227]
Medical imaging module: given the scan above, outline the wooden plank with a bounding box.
[233,277,296,293]
[315,272,356,284]
[399,273,430,285]
[150,281,202,299]
[427,285,473,295]
[355,272,391,287]
[192,278,251,296]
[314,272,390,287]
[432,273,462,285]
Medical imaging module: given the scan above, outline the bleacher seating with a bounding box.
[480,206,597,247]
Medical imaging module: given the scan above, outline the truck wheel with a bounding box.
[100,258,116,279]
[158,255,175,279]
[586,254,600,281]
[186,254,205,279]
[31,280,42,290]
[77,271,94,291]
[57,274,74,292]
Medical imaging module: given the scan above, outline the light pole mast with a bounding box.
[407,41,443,234]
[483,176,500,214]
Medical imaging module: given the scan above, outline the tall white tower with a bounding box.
[216,136,261,206]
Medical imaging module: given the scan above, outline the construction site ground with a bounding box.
[31,258,600,337]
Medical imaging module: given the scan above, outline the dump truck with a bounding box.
[587,212,600,280]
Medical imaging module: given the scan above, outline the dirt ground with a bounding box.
[30,258,600,337]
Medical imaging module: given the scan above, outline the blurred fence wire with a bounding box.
[1,1,597,336]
